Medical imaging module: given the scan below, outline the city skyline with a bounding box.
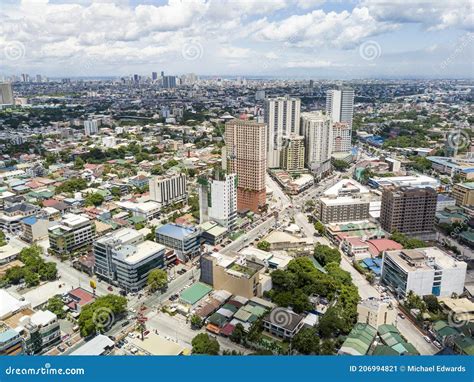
[1,0,473,79]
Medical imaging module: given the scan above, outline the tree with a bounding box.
[147,269,168,292]
[74,157,85,170]
[257,240,270,251]
[292,327,320,354]
[230,323,246,344]
[190,314,203,329]
[314,244,341,266]
[85,193,105,207]
[5,266,24,284]
[191,333,220,355]
[332,159,350,171]
[423,295,441,313]
[320,339,336,355]
[47,296,66,319]
[39,262,57,281]
[0,230,7,247]
[24,269,40,287]
[314,221,325,235]
[150,164,164,175]
[318,306,345,338]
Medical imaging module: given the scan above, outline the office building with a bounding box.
[152,71,158,81]
[19,311,61,354]
[280,134,305,171]
[198,171,237,230]
[162,75,177,89]
[301,111,332,172]
[0,322,24,355]
[21,216,49,243]
[48,214,95,255]
[326,87,355,128]
[326,88,354,152]
[94,228,165,292]
[316,179,371,224]
[156,223,201,260]
[451,182,474,207]
[368,174,440,190]
[84,119,99,136]
[149,173,187,207]
[380,186,437,237]
[0,83,14,105]
[264,96,301,168]
[381,247,467,297]
[200,252,264,299]
[225,119,267,213]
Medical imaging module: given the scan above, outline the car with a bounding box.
[398,313,405,319]
[107,286,113,291]
[433,341,442,349]
[121,320,130,327]
[423,336,431,343]
[57,345,66,353]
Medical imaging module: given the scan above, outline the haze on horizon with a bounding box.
[0,0,473,79]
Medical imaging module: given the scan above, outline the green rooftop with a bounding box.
[180,282,212,305]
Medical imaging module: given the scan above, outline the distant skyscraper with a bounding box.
[326,88,354,153]
[162,75,177,89]
[264,96,301,168]
[152,72,158,81]
[225,119,267,213]
[0,83,14,105]
[84,119,99,136]
[301,111,333,172]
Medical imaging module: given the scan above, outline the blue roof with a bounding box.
[22,216,37,225]
[0,328,19,343]
[156,223,197,240]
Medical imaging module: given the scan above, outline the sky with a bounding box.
[0,0,473,78]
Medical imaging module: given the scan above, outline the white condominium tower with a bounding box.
[301,111,333,170]
[84,119,99,136]
[199,172,238,230]
[149,173,187,207]
[326,88,354,153]
[0,83,14,105]
[264,96,301,168]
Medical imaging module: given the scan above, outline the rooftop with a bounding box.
[156,223,199,240]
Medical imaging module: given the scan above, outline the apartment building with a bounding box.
[301,111,332,172]
[451,182,474,207]
[381,247,467,298]
[198,172,237,230]
[316,179,371,224]
[94,228,166,292]
[21,216,49,243]
[357,299,397,328]
[48,213,95,255]
[280,134,305,171]
[149,173,187,207]
[264,96,301,168]
[225,119,267,213]
[0,203,40,235]
[380,186,437,237]
[84,119,99,136]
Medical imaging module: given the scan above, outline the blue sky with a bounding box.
[0,0,473,78]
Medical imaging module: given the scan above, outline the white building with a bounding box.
[102,136,116,148]
[381,247,467,298]
[199,173,237,229]
[48,213,95,255]
[368,174,440,189]
[301,111,332,172]
[326,88,354,153]
[84,119,99,136]
[94,228,166,292]
[0,83,14,105]
[149,173,187,207]
[264,96,301,168]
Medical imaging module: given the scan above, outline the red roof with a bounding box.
[68,287,95,306]
[220,323,235,337]
[366,239,403,257]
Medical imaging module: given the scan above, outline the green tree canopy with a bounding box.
[191,333,220,355]
[147,268,168,292]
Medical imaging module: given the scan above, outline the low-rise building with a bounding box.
[357,299,397,328]
[156,223,201,260]
[21,216,50,243]
[48,214,95,255]
[381,247,467,298]
[262,307,305,340]
[451,182,474,207]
